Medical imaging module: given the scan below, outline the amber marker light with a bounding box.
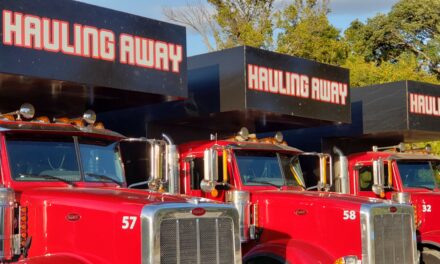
[94,122,105,129]
[53,117,69,124]
[34,116,50,123]
[20,207,28,247]
[211,188,219,197]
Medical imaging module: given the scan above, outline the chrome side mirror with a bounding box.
[372,158,385,197]
[201,148,218,193]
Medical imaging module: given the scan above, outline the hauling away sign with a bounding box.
[0,0,187,97]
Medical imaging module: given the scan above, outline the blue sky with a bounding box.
[77,0,398,56]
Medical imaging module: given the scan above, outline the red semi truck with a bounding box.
[0,104,241,264]
[334,144,440,263]
[285,81,440,263]
[0,0,244,263]
[173,129,418,264]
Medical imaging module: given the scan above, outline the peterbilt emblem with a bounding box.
[66,213,81,222]
[191,208,206,216]
[389,206,398,213]
[295,209,308,216]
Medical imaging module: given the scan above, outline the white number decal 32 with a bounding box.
[122,216,137,229]
[422,204,432,213]
[343,210,356,220]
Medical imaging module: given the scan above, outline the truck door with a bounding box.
[185,154,228,202]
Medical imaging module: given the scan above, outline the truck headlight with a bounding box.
[334,256,360,264]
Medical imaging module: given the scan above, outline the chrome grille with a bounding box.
[361,204,417,264]
[160,217,234,264]
[373,214,413,264]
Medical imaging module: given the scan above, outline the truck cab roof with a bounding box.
[179,139,303,153]
[0,119,125,139]
[348,151,440,161]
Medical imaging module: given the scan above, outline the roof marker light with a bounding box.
[83,110,97,125]
[274,131,284,143]
[0,103,35,121]
[236,127,249,141]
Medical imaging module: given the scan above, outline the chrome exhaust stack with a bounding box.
[162,134,180,195]
[333,146,349,194]
[0,188,15,261]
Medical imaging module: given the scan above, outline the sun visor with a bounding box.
[0,0,187,115]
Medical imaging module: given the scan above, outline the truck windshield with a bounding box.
[6,134,124,184]
[397,161,438,190]
[79,137,124,184]
[235,150,304,187]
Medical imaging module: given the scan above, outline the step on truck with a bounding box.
[0,104,241,264]
[286,81,440,263]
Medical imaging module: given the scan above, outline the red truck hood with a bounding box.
[251,189,386,207]
[247,190,398,261]
[19,187,205,206]
[17,187,223,263]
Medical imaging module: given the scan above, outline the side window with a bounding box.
[359,166,373,191]
[190,156,224,190]
[432,161,440,186]
[358,165,389,191]
[190,158,204,190]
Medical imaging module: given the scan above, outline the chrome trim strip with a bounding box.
[216,218,220,264]
[176,219,180,263]
[141,202,241,264]
[196,218,201,264]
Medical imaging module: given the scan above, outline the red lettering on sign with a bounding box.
[410,93,440,117]
[247,63,347,105]
[2,9,183,74]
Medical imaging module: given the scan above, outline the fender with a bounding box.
[244,239,335,264]
[422,230,440,249]
[15,253,93,264]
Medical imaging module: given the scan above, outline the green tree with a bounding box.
[344,53,439,88]
[208,0,275,49]
[276,0,347,65]
[344,0,440,78]
[163,0,275,51]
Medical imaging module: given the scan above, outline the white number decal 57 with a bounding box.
[422,204,432,213]
[343,210,356,220]
[122,216,137,229]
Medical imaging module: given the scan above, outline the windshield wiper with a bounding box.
[18,173,75,186]
[85,173,122,186]
[247,179,281,189]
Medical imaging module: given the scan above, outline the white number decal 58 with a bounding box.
[122,216,137,229]
[422,204,432,213]
[343,210,356,220]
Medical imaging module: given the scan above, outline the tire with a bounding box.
[420,247,440,264]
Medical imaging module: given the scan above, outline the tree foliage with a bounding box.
[344,53,438,88]
[164,0,275,50]
[208,0,275,49]
[344,0,440,78]
[276,0,347,65]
